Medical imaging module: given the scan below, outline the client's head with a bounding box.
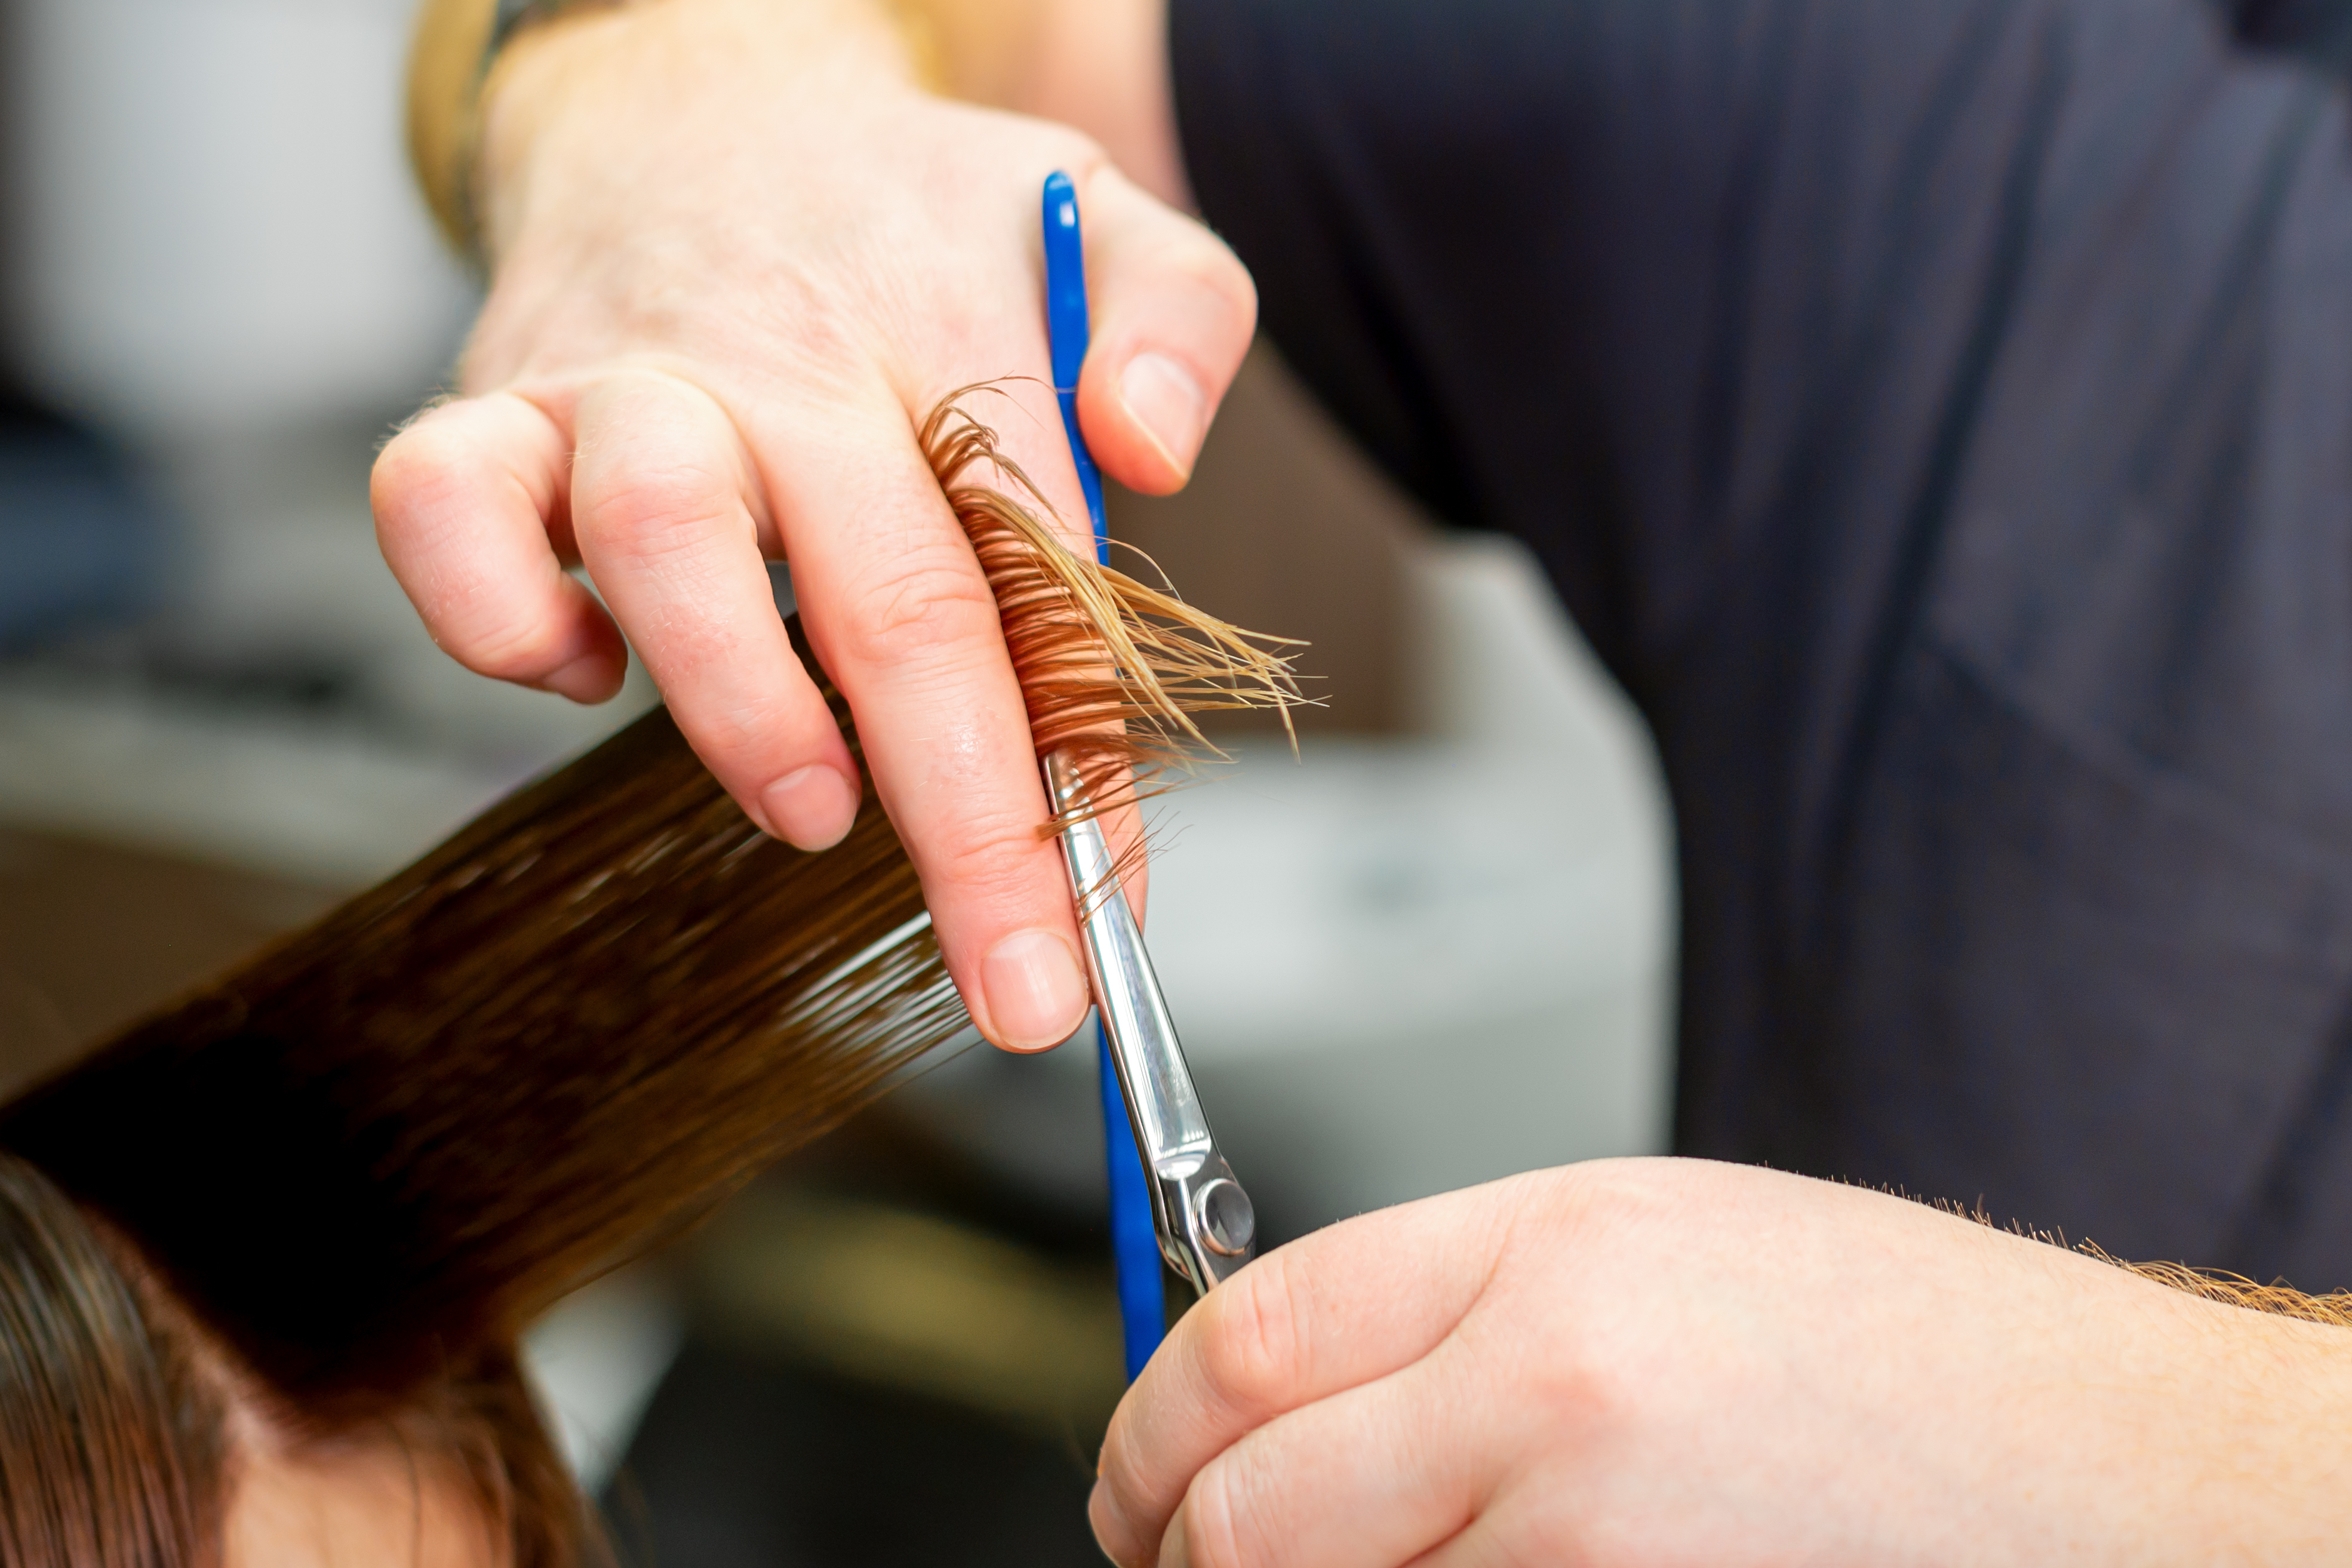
[0,1152,546,1567]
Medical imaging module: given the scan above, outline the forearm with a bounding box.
[2114,1267,2352,1553]
[470,0,921,262]
[407,0,911,252]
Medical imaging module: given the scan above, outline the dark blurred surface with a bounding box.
[611,1120,1132,1567]
[0,826,335,1093]
[1108,345,1422,737]
[611,1342,1104,1568]
[0,395,171,650]
[2228,0,2352,64]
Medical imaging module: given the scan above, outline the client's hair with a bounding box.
[0,1157,223,1567]
[0,393,1299,1567]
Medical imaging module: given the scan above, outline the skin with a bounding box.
[371,0,1244,1052]
[1095,1161,2352,1566]
[225,1419,502,1568]
[373,2,2352,1560]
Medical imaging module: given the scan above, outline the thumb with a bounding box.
[1074,166,1258,496]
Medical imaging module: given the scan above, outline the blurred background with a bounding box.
[0,2,1675,1561]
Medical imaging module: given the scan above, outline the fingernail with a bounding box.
[759,765,859,851]
[1117,353,1207,479]
[982,928,1090,1050]
[542,650,622,703]
[1158,1512,1191,1568]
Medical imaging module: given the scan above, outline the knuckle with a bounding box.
[672,689,816,774]
[447,606,571,681]
[1523,1326,1624,1450]
[1090,1422,1145,1514]
[367,432,426,514]
[1045,128,1115,185]
[1179,1468,1258,1568]
[368,425,472,536]
[1175,236,1258,324]
[579,456,742,558]
[931,831,1041,894]
[407,557,568,674]
[1193,1250,1310,1421]
[1133,224,1256,340]
[835,550,999,669]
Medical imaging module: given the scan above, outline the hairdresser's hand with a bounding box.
[370,0,1247,1051]
[1093,1157,2352,1566]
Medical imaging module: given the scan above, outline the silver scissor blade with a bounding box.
[1045,751,1256,1293]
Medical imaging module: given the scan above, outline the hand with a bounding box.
[1092,1157,2352,1566]
[369,0,1252,1050]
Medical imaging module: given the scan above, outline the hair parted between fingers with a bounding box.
[920,385,1308,856]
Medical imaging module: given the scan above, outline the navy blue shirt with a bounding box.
[1173,0,2352,1286]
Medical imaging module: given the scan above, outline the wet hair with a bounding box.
[0,1155,223,1567]
[0,394,1300,1566]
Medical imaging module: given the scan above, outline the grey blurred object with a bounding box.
[8,0,474,438]
[525,1265,687,1496]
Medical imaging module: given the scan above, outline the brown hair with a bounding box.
[0,1155,224,1567]
[0,393,1303,1565]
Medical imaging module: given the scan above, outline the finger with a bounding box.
[1161,1351,1498,1568]
[1091,1183,1520,1566]
[1074,165,1257,495]
[758,392,1093,1052]
[567,370,862,851]
[371,393,627,703]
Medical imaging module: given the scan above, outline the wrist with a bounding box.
[474,0,923,262]
[901,0,1186,209]
[405,0,500,251]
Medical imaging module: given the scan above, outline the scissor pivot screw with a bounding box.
[1195,1178,1256,1257]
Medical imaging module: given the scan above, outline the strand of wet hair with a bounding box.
[921,385,1307,865]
